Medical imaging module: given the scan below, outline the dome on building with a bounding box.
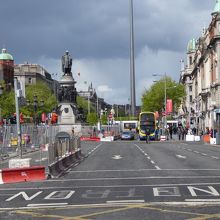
[187,38,196,53]
[0,48,13,61]
[212,0,220,16]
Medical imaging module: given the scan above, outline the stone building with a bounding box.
[180,0,220,134]
[0,48,14,87]
[14,63,58,97]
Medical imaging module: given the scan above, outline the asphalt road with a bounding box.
[0,140,220,219]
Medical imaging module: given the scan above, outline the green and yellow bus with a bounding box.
[138,112,157,140]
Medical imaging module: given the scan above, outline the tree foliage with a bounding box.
[86,112,98,125]
[141,76,185,113]
[0,82,57,118]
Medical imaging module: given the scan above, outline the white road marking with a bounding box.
[185,199,220,202]
[201,153,207,156]
[176,155,186,159]
[48,176,220,182]
[194,151,199,154]
[68,169,220,173]
[151,161,155,164]
[211,156,219,159]
[147,157,151,160]
[187,149,192,151]
[106,200,145,204]
[27,203,68,207]
[112,155,122,160]
[155,166,161,170]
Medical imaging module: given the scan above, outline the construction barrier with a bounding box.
[80,137,100,142]
[203,134,210,143]
[0,166,45,184]
[160,135,166,141]
[48,150,84,178]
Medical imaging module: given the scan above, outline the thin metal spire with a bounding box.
[130,0,136,117]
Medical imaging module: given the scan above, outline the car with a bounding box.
[121,131,135,140]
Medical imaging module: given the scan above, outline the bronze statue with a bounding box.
[61,50,72,74]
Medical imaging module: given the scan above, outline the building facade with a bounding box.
[14,63,58,97]
[180,0,220,134]
[0,48,14,87]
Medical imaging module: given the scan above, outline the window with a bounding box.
[189,56,192,65]
[189,95,193,103]
[189,86,192,92]
[28,77,32,84]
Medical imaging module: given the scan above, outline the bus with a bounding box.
[138,112,157,140]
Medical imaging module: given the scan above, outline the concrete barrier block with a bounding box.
[9,158,31,168]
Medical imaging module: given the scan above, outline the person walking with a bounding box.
[177,126,182,141]
[145,128,151,144]
[169,124,173,140]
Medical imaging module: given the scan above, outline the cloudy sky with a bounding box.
[0,0,216,105]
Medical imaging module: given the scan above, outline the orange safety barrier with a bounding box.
[203,134,210,143]
[1,166,46,184]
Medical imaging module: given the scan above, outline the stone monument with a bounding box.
[57,51,78,125]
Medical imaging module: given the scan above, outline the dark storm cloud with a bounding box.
[0,0,214,63]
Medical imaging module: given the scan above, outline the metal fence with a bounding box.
[0,124,60,159]
[81,125,120,138]
[48,136,80,165]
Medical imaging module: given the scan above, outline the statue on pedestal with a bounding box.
[61,50,72,75]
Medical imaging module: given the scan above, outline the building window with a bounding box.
[189,86,192,92]
[189,56,192,65]
[28,77,32,84]
[189,95,193,103]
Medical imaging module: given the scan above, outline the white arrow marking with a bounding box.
[112,155,122,160]
[176,155,186,159]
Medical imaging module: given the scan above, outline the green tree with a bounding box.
[87,112,98,125]
[0,82,57,119]
[77,95,95,115]
[101,114,108,125]
[141,76,185,113]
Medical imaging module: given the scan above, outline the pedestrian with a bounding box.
[145,128,151,144]
[177,126,182,141]
[72,127,75,136]
[169,124,173,140]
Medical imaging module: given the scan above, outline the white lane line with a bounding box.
[187,149,192,151]
[194,151,199,154]
[144,153,148,156]
[151,160,155,164]
[155,166,161,170]
[106,200,145,204]
[68,168,220,173]
[49,176,220,182]
[74,168,220,172]
[152,201,220,206]
[185,199,220,202]
[147,157,151,160]
[201,153,207,156]
[211,156,219,159]
[176,155,186,159]
[27,203,68,207]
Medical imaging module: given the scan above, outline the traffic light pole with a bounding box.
[14,77,22,158]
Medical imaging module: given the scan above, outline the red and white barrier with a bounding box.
[80,137,100,142]
[160,135,166,141]
[0,166,45,184]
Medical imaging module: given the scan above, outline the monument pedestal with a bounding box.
[58,103,76,124]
